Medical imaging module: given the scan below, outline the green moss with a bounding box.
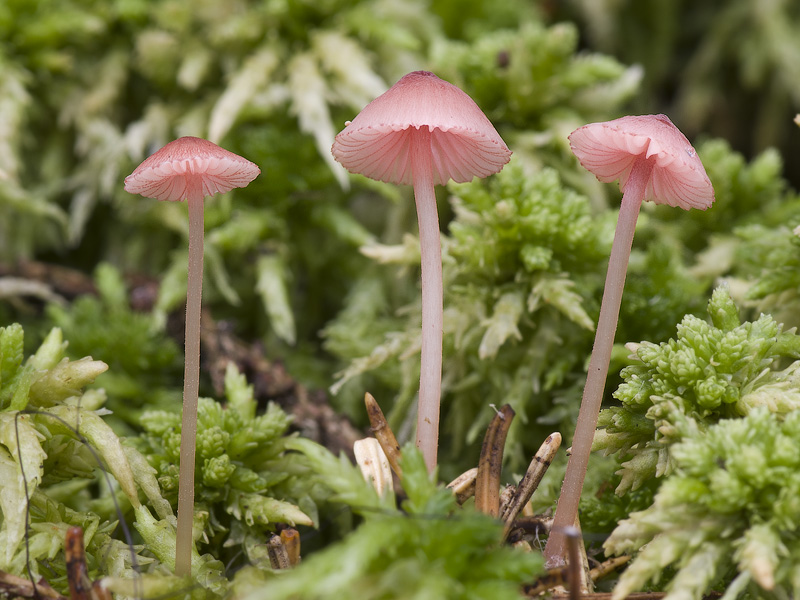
[594,287,800,494]
[607,409,800,599]
[234,445,544,600]
[134,362,323,566]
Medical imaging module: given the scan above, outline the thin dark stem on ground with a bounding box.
[365,392,403,476]
[475,404,515,517]
[501,432,561,538]
[565,526,582,600]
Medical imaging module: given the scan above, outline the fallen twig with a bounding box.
[364,392,403,476]
[0,260,97,299]
[354,437,393,496]
[475,404,515,517]
[446,468,478,504]
[0,570,66,599]
[589,556,631,582]
[501,432,561,538]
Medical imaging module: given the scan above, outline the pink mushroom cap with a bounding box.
[331,71,511,186]
[569,114,714,211]
[124,136,260,202]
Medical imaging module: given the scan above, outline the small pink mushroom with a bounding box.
[331,71,511,472]
[544,115,714,566]
[124,136,260,576]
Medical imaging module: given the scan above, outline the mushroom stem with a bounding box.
[175,194,204,577]
[411,126,443,473]
[544,158,653,567]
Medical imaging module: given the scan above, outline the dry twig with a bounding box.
[364,392,402,476]
[500,432,561,538]
[446,467,478,504]
[268,533,291,570]
[0,570,66,600]
[354,437,393,496]
[589,556,631,582]
[475,404,515,517]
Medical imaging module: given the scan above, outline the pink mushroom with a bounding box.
[124,136,260,576]
[544,115,714,566]
[331,71,511,472]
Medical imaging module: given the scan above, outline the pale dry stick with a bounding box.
[364,392,403,476]
[267,534,291,570]
[0,570,65,600]
[474,404,515,517]
[511,539,534,553]
[500,432,562,538]
[589,556,630,583]
[280,529,301,567]
[446,467,478,504]
[354,438,393,496]
[499,485,515,509]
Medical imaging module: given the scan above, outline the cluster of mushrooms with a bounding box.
[124,70,714,589]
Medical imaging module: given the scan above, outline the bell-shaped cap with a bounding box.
[124,136,260,202]
[331,71,511,186]
[569,114,714,210]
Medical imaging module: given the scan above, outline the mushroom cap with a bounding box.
[569,114,714,210]
[331,71,511,186]
[124,136,260,202]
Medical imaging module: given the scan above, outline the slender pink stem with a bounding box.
[175,195,204,576]
[544,158,653,567]
[411,127,443,473]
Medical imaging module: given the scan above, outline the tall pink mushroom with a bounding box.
[331,71,511,472]
[124,136,260,576]
[544,115,714,566]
